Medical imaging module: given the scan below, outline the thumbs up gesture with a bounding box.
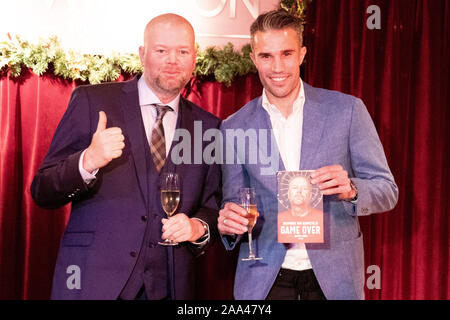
[83,111,125,173]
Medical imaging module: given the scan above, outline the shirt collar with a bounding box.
[262,78,305,117]
[137,75,179,114]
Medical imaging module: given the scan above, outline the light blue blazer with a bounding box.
[220,82,398,300]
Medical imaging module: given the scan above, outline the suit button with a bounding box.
[130,251,137,257]
[141,216,148,222]
[148,243,156,248]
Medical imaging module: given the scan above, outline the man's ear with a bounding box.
[299,46,307,66]
[192,48,198,72]
[250,51,256,65]
[138,46,145,66]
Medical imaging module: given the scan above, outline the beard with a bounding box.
[153,72,190,97]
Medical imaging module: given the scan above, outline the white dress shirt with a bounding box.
[261,79,313,271]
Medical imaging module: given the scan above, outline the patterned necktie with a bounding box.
[150,104,173,172]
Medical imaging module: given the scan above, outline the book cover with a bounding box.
[277,171,324,243]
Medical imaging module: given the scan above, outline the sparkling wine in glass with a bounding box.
[240,188,262,261]
[158,172,180,246]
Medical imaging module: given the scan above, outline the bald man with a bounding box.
[31,14,221,300]
[278,176,323,243]
[281,176,322,218]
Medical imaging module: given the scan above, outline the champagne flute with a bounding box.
[158,172,180,246]
[240,188,262,261]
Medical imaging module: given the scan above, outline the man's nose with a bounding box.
[167,50,177,64]
[271,56,284,72]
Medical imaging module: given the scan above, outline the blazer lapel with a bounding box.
[300,83,327,170]
[251,98,286,174]
[120,77,150,209]
[162,97,189,175]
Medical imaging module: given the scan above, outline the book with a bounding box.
[277,171,324,243]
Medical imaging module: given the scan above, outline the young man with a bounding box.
[31,14,221,300]
[218,10,398,300]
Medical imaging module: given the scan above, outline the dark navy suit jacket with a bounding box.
[31,76,221,299]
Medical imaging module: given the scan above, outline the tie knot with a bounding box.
[154,104,173,120]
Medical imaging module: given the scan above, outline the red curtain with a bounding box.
[303,0,449,300]
[0,0,448,299]
[0,70,75,299]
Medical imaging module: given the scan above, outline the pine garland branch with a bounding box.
[280,0,312,22]
[0,35,256,86]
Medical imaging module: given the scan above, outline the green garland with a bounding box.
[0,1,310,86]
[280,0,312,22]
[195,43,256,86]
[0,35,256,86]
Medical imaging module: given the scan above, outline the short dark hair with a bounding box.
[250,9,304,46]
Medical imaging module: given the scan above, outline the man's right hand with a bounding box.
[83,111,125,173]
[218,202,249,236]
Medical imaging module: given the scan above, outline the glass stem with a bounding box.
[248,231,255,258]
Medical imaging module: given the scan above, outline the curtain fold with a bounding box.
[0,0,448,299]
[1,70,75,299]
[304,0,449,300]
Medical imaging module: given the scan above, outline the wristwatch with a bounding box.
[346,180,358,202]
[200,220,209,237]
[197,220,209,241]
[190,219,209,246]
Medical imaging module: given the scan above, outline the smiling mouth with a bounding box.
[270,76,289,82]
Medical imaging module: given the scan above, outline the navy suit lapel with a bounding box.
[300,83,327,170]
[163,97,190,175]
[120,77,150,209]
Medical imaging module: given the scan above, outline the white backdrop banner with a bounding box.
[0,0,280,54]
